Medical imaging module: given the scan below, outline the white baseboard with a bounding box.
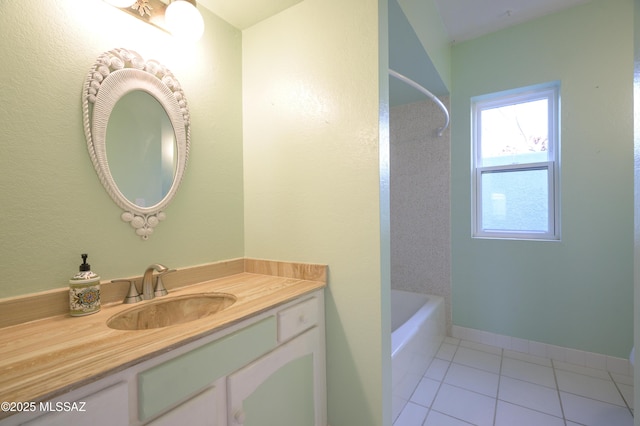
[451,325,633,376]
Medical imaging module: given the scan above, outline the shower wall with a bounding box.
[390,97,451,333]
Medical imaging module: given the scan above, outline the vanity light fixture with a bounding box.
[105,0,204,42]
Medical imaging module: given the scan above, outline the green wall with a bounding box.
[242,0,390,424]
[451,0,634,358]
[0,0,244,297]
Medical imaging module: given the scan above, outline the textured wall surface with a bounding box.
[390,98,451,332]
[451,0,633,358]
[0,0,244,298]
[242,0,390,424]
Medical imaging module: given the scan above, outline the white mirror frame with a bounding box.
[82,48,191,240]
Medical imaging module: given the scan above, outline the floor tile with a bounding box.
[394,372,423,400]
[555,369,625,406]
[501,357,556,388]
[432,384,495,426]
[498,376,563,417]
[560,392,634,426]
[424,410,475,426]
[494,400,564,426]
[617,383,634,409]
[453,346,501,374]
[425,358,450,381]
[395,338,636,426]
[436,343,458,361]
[410,377,440,407]
[393,402,428,426]
[444,363,499,397]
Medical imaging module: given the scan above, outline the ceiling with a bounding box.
[390,0,591,105]
[434,0,591,43]
[197,0,592,37]
[197,0,303,29]
[196,0,591,106]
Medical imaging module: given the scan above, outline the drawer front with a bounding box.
[139,316,277,421]
[277,297,319,343]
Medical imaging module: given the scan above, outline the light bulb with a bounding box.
[165,1,205,42]
[104,0,137,7]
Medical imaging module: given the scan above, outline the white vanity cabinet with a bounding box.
[142,290,326,426]
[1,290,325,426]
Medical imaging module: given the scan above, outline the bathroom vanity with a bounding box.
[0,259,327,426]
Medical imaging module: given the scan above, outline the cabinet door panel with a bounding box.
[228,328,322,426]
[243,354,314,425]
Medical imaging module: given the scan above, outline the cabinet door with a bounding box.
[227,327,325,426]
[148,379,225,426]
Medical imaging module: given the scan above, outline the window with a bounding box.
[472,83,560,240]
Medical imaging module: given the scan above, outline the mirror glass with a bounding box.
[106,91,177,207]
[82,48,191,240]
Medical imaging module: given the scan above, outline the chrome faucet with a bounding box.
[141,263,168,300]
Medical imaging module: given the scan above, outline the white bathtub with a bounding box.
[391,290,445,421]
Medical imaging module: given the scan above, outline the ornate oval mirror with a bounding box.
[82,48,190,239]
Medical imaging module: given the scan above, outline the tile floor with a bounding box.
[393,337,634,426]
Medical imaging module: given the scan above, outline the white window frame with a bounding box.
[472,83,560,240]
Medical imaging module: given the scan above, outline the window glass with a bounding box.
[479,98,549,167]
[480,168,549,233]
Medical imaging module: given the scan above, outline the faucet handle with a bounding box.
[112,279,142,304]
[154,269,176,297]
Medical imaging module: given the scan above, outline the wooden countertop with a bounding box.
[0,266,326,415]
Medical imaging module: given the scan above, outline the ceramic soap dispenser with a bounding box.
[69,254,101,316]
